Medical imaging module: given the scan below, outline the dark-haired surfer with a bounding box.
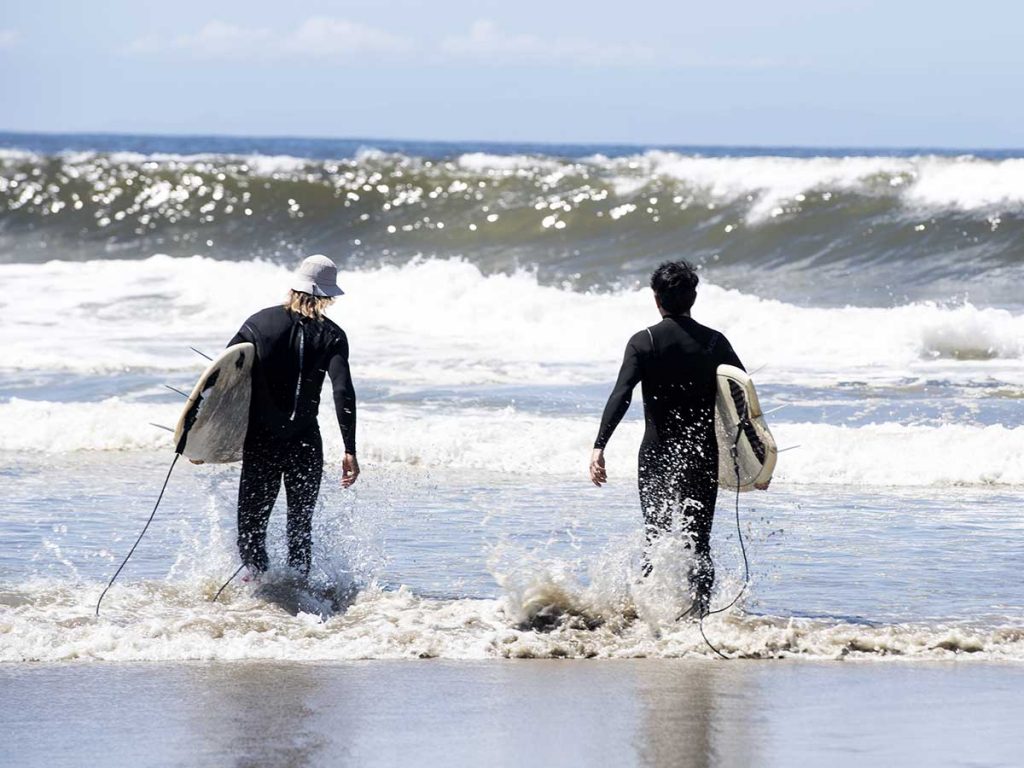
[590,260,764,616]
[227,254,358,576]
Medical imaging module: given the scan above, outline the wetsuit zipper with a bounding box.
[289,323,305,421]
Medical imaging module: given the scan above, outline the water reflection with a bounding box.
[635,662,755,768]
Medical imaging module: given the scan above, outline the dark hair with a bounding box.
[650,260,699,314]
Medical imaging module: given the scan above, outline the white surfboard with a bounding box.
[173,343,254,463]
[715,364,777,491]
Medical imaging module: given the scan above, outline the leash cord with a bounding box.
[212,563,247,603]
[95,453,180,617]
[697,428,751,659]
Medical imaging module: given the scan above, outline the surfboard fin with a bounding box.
[149,423,174,433]
[164,384,190,398]
[190,346,213,361]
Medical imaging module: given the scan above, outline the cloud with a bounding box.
[126,17,412,61]
[176,21,271,57]
[281,17,411,57]
[0,29,18,50]
[124,17,782,71]
[438,20,798,71]
[439,20,657,67]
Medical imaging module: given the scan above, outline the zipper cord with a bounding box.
[289,324,305,421]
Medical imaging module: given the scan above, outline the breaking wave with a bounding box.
[2,256,1022,384]
[2,399,1023,487]
[3,147,1024,305]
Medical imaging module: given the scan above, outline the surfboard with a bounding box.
[173,343,254,463]
[714,364,777,491]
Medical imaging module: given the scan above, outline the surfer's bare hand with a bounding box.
[189,459,205,465]
[342,453,360,488]
[589,448,607,486]
[755,479,771,490]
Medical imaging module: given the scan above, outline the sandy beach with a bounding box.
[4,659,1023,767]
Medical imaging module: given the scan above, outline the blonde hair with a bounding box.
[285,289,334,320]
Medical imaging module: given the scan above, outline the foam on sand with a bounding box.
[1,577,1020,663]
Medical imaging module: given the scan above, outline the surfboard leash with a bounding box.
[212,563,247,603]
[695,428,751,659]
[95,453,181,617]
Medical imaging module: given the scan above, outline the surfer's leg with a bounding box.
[638,449,673,577]
[237,447,283,572]
[283,430,323,575]
[680,464,718,613]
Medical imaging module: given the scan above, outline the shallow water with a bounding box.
[2,453,1022,662]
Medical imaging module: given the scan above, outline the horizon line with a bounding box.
[1,127,1022,156]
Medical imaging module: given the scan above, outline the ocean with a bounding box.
[1,132,1023,766]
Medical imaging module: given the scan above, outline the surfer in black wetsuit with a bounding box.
[590,260,764,616]
[226,254,358,576]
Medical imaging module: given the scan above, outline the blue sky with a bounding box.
[1,0,1021,147]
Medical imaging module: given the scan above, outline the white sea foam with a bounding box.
[243,154,312,175]
[901,156,1024,209]
[1,578,1019,662]
[606,151,1024,221]
[4,256,1021,488]
[0,148,39,162]
[0,399,171,453]
[2,256,1022,386]
[2,398,1022,487]
[456,152,563,173]
[637,152,911,221]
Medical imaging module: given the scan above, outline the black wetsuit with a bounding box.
[594,314,743,604]
[228,306,356,574]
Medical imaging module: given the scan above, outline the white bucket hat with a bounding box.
[291,254,344,297]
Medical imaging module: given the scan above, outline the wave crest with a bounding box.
[3,150,1023,302]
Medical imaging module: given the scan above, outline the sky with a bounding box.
[1,0,1022,148]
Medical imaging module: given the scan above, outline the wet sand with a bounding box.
[3,660,1023,768]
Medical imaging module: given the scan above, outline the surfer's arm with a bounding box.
[227,320,257,348]
[593,335,644,450]
[718,335,745,371]
[327,334,357,456]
